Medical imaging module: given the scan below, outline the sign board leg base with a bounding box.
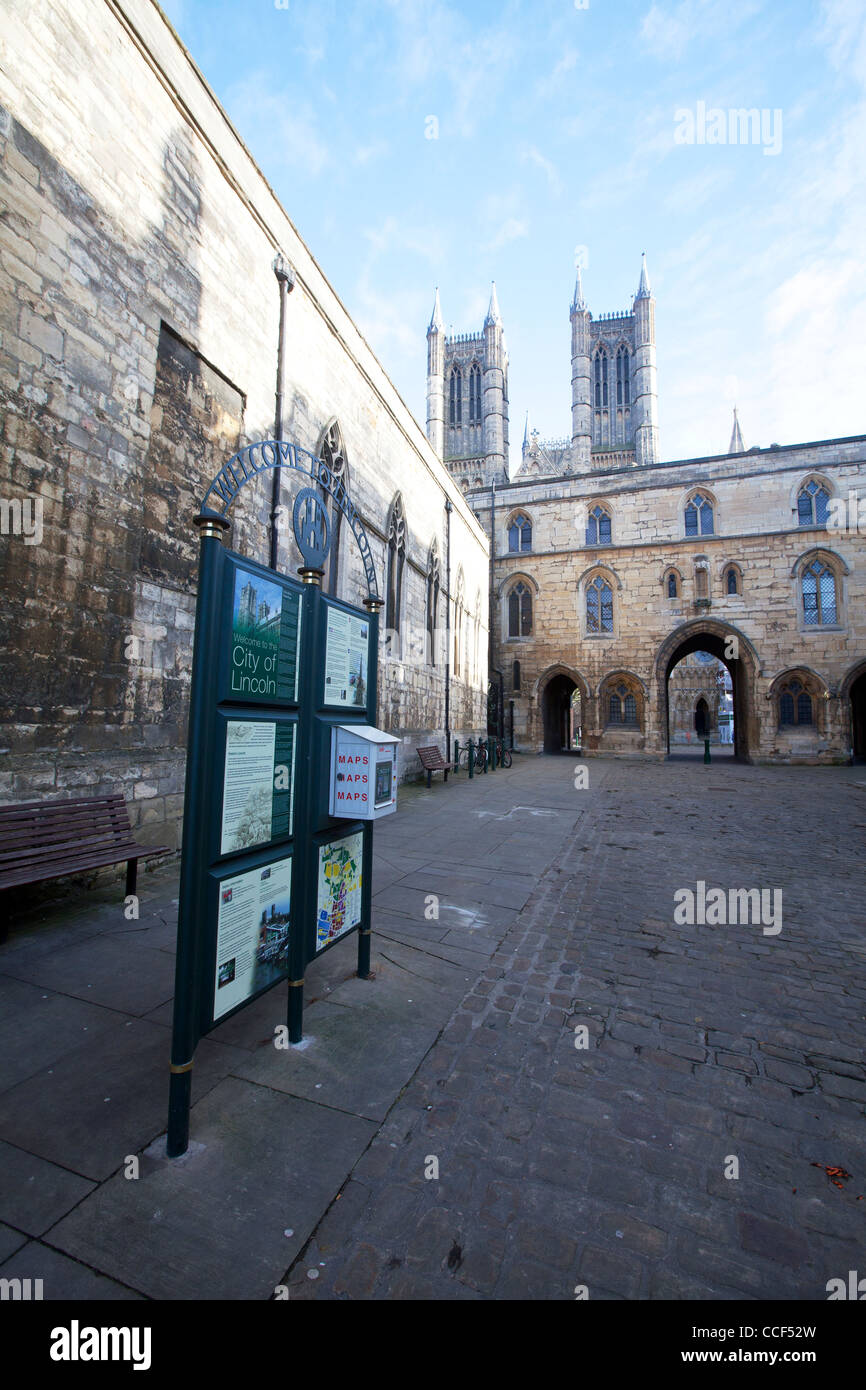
[288,980,304,1044]
[166,1068,192,1158]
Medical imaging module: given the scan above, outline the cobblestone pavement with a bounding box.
[287,755,866,1300]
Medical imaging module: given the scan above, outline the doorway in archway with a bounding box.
[663,633,747,759]
[542,674,576,753]
[851,672,866,762]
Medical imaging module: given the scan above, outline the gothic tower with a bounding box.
[425,284,509,491]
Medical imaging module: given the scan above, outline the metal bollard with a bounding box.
[703,736,711,764]
[468,739,475,778]
[453,738,460,773]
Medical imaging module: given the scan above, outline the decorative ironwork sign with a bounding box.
[200,438,379,599]
[293,487,331,570]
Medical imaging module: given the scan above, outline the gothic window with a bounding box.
[616,347,630,406]
[608,682,637,724]
[725,566,740,595]
[586,505,612,546]
[685,493,714,536]
[386,495,406,654]
[802,559,837,625]
[778,678,813,726]
[449,366,462,427]
[468,363,482,425]
[508,514,532,552]
[513,659,521,692]
[454,570,465,676]
[508,581,532,638]
[426,541,440,665]
[797,480,829,526]
[593,349,609,408]
[586,575,613,634]
[667,572,678,599]
[317,421,348,596]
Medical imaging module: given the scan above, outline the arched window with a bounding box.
[317,421,348,596]
[386,495,406,654]
[508,581,532,637]
[586,575,613,634]
[802,559,837,625]
[449,366,462,427]
[593,348,609,408]
[798,480,829,527]
[685,493,714,536]
[667,572,678,599]
[468,363,482,425]
[725,566,740,595]
[608,682,637,724]
[454,570,465,676]
[616,347,630,406]
[512,659,521,692]
[508,514,532,552]
[426,541,440,666]
[586,505,612,546]
[778,678,813,726]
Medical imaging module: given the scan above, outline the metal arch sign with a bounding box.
[200,438,379,600]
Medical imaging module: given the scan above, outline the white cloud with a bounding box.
[519,144,563,197]
[226,73,330,178]
[482,217,529,253]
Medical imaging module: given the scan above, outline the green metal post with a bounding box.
[167,511,230,1158]
[468,739,474,778]
[453,738,460,774]
[487,737,493,772]
[704,736,711,764]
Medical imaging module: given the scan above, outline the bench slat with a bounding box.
[0,794,170,895]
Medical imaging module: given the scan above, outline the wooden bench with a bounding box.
[416,745,452,788]
[0,794,171,939]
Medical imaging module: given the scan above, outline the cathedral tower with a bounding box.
[425,285,510,491]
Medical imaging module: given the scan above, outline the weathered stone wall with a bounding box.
[0,0,488,847]
[479,438,866,763]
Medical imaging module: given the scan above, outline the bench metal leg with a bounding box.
[427,769,432,789]
[125,858,138,898]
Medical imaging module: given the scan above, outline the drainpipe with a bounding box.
[269,253,295,571]
[444,496,452,757]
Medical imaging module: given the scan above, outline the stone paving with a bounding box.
[1,753,864,1300]
[286,755,866,1301]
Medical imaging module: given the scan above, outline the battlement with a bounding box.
[593,311,633,323]
[446,332,484,346]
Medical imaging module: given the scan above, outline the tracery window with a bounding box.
[586,505,612,546]
[685,493,714,537]
[778,678,813,726]
[426,542,440,665]
[725,566,740,595]
[802,559,837,626]
[508,514,532,552]
[468,363,482,425]
[449,366,462,427]
[586,575,613,634]
[616,346,630,406]
[593,349,609,408]
[508,581,532,638]
[608,682,637,724]
[797,480,829,527]
[386,495,406,654]
[667,572,678,598]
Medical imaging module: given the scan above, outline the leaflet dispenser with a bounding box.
[329,724,399,821]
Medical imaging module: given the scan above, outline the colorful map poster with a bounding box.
[323,605,368,708]
[228,565,302,704]
[220,720,295,856]
[213,856,292,1021]
[316,832,363,950]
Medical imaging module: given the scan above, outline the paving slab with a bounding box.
[0,987,129,1095]
[0,1240,144,1300]
[1,933,177,1016]
[48,1076,376,1299]
[0,1018,249,1181]
[0,1140,96,1236]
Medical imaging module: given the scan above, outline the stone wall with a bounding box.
[0,0,488,848]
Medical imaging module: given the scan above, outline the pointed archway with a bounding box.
[536,665,589,755]
[655,620,760,762]
[840,660,866,763]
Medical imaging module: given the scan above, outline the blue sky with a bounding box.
[161,0,866,472]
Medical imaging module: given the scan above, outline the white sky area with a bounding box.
[162,0,866,474]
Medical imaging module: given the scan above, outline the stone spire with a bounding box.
[636,251,651,300]
[522,410,531,452]
[484,281,502,327]
[728,406,745,454]
[572,267,586,311]
[428,286,443,332]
